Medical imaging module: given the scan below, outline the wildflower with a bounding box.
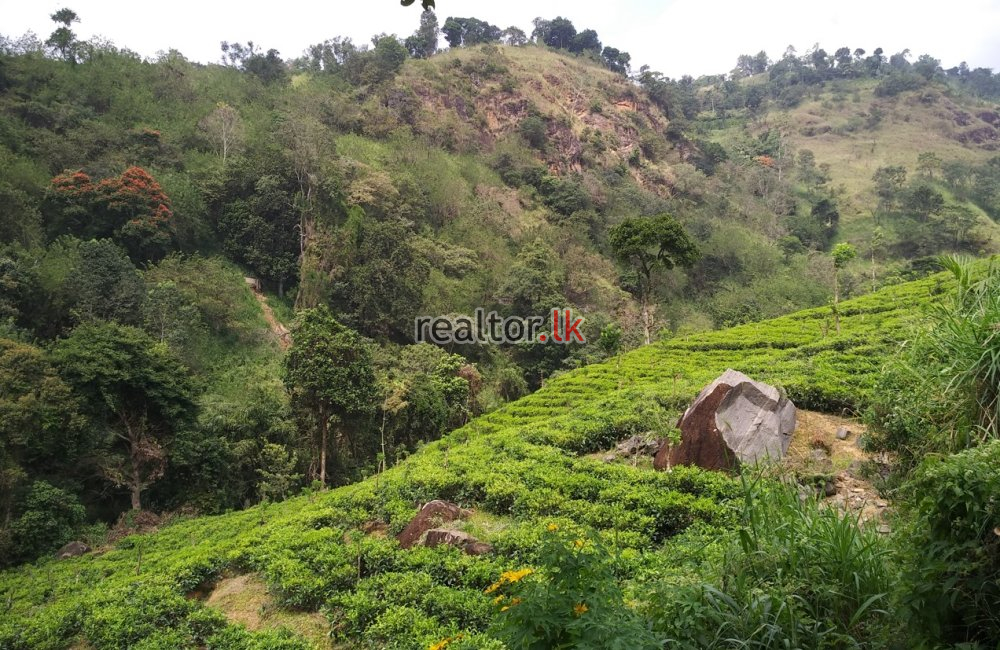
[484,568,533,594]
[503,568,533,583]
[574,538,585,549]
[573,602,589,616]
[492,595,505,605]
[428,634,463,650]
[500,597,522,612]
[547,523,559,532]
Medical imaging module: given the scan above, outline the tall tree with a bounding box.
[45,8,79,62]
[284,306,377,487]
[405,10,439,59]
[831,242,856,334]
[609,215,699,344]
[199,102,244,165]
[53,323,195,510]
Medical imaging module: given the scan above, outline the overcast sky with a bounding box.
[3,0,999,78]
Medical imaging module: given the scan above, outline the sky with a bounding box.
[2,0,1000,78]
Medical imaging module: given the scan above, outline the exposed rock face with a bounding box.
[55,540,90,559]
[424,529,493,556]
[655,369,796,471]
[397,500,469,549]
[616,434,660,457]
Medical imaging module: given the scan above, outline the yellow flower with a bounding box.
[501,597,522,612]
[428,634,464,650]
[484,568,533,594]
[492,595,506,605]
[574,538,585,549]
[547,523,559,532]
[573,602,589,616]
[502,568,533,583]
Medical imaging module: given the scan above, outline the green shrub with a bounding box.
[899,440,1000,646]
[646,478,894,648]
[488,523,659,650]
[8,481,86,564]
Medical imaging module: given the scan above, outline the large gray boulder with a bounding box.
[655,369,796,471]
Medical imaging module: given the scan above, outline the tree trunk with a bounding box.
[641,298,652,346]
[125,416,142,510]
[834,271,841,335]
[871,249,877,292]
[319,411,328,488]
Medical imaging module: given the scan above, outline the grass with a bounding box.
[0,265,956,649]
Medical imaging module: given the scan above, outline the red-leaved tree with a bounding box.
[50,166,176,262]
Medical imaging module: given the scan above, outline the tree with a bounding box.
[48,167,177,263]
[541,16,576,49]
[442,17,501,48]
[284,306,377,487]
[608,215,699,344]
[601,46,631,75]
[502,26,527,47]
[199,103,244,165]
[831,242,856,334]
[54,322,195,510]
[916,151,942,180]
[333,217,430,340]
[405,10,438,59]
[872,165,907,220]
[46,8,79,62]
[0,338,83,530]
[568,29,601,56]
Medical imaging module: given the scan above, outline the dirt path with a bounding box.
[250,288,291,350]
[786,410,890,529]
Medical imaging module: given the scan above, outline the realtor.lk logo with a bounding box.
[415,308,585,345]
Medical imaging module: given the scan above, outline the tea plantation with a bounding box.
[0,271,951,649]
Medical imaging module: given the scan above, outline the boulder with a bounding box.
[836,426,851,441]
[424,528,493,556]
[655,369,796,471]
[616,434,660,457]
[397,500,469,549]
[55,540,90,560]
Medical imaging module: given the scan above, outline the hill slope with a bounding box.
[0,269,950,649]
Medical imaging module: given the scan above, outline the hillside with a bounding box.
[0,269,949,649]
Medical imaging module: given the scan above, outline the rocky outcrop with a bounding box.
[55,540,90,559]
[424,529,493,556]
[397,500,470,549]
[655,369,796,471]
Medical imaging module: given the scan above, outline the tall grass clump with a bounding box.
[867,255,1000,467]
[645,478,894,648]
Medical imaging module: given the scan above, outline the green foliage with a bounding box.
[284,305,378,485]
[646,479,893,648]
[489,525,658,649]
[899,440,1000,646]
[6,481,84,563]
[53,321,195,509]
[867,257,1000,465]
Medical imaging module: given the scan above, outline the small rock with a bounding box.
[876,500,888,508]
[424,528,493,556]
[877,524,891,534]
[836,426,851,441]
[851,488,864,494]
[602,453,617,463]
[397,500,470,549]
[616,434,660,457]
[824,479,837,497]
[55,541,90,559]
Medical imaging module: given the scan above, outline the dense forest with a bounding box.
[2,6,1000,649]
